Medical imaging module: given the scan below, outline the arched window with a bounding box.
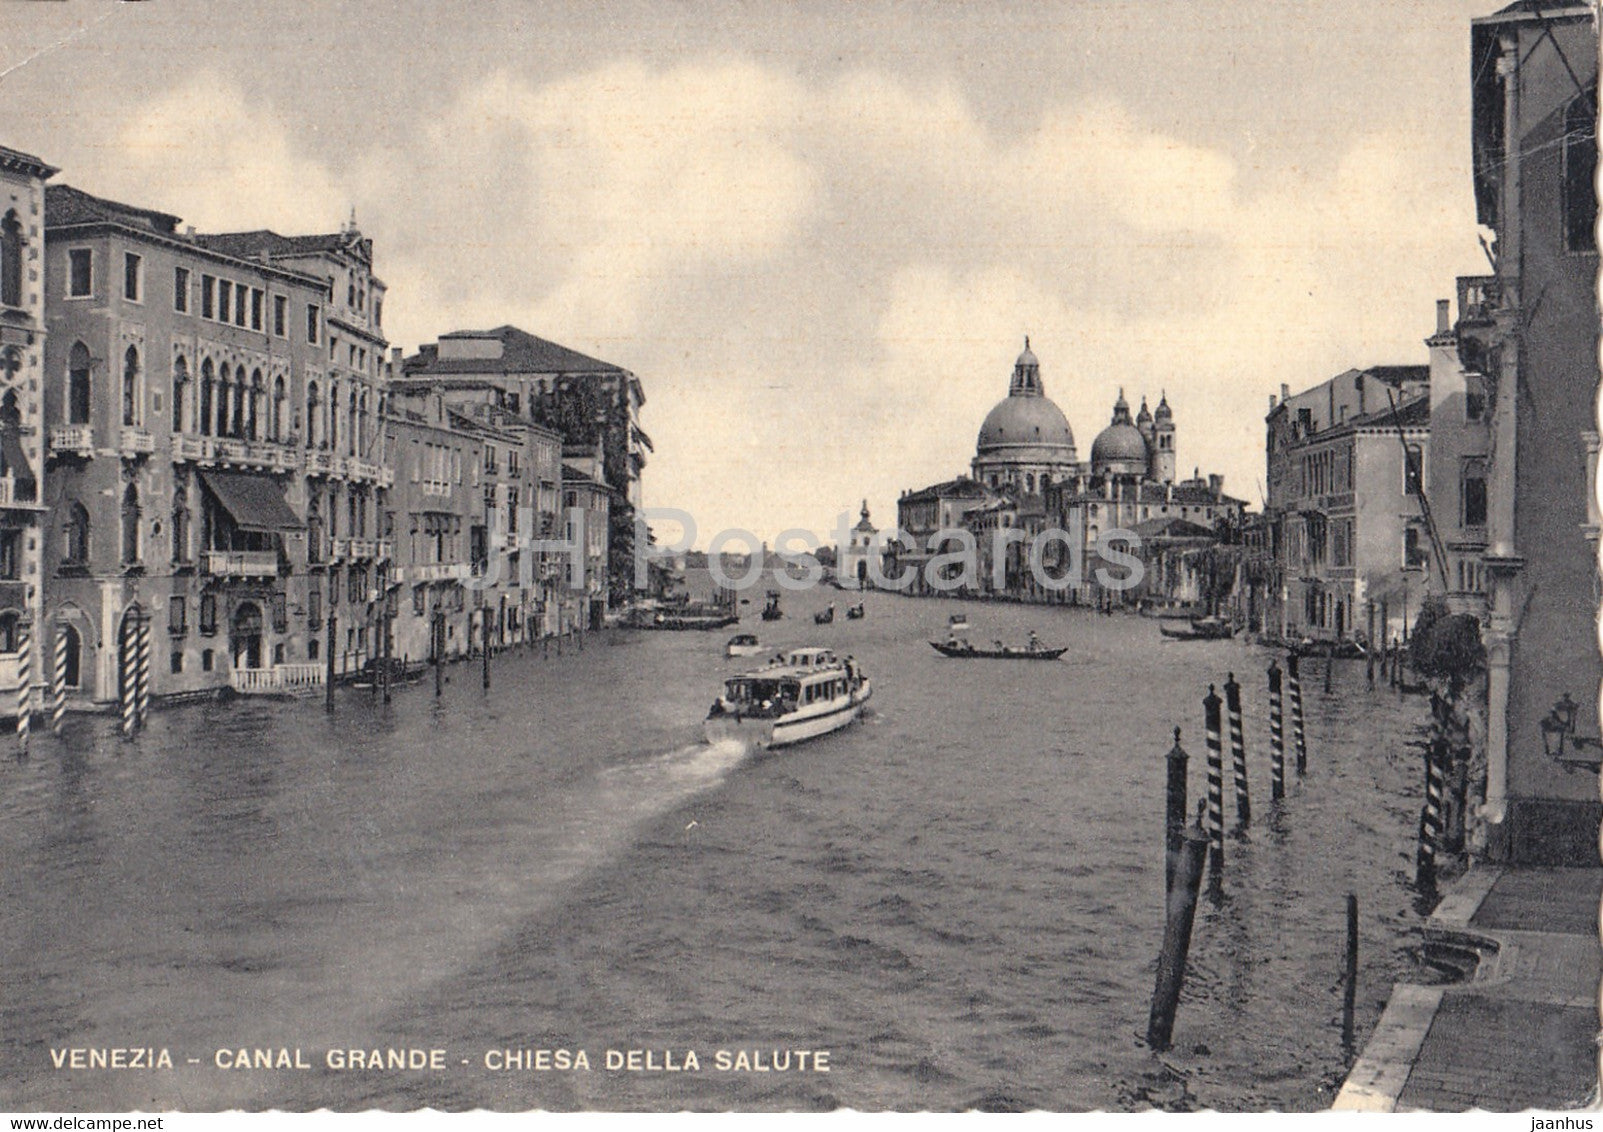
[216,363,231,438]
[348,387,358,456]
[248,368,264,441]
[306,381,320,448]
[272,374,286,441]
[122,346,139,427]
[328,379,339,452]
[172,355,189,433]
[307,492,323,565]
[1026,473,1036,493]
[199,359,214,436]
[121,483,140,565]
[171,479,189,563]
[67,342,92,426]
[62,500,89,566]
[232,369,246,438]
[0,210,21,309]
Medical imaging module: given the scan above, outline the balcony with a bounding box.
[173,434,211,462]
[350,537,377,560]
[118,427,156,458]
[49,424,93,457]
[306,450,338,476]
[407,562,470,584]
[231,662,325,696]
[375,538,394,562]
[201,549,279,577]
[379,467,395,489]
[348,458,383,483]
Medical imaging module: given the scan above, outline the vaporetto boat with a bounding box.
[705,647,872,749]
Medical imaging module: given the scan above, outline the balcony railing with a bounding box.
[119,428,156,458]
[49,425,93,457]
[231,663,325,696]
[201,549,279,577]
[348,458,383,483]
[406,562,470,583]
[173,434,211,462]
[375,538,394,561]
[306,450,338,476]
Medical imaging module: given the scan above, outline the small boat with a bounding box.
[1159,616,1237,641]
[706,647,872,749]
[725,633,763,658]
[760,591,784,621]
[814,604,835,625]
[846,603,865,620]
[929,638,1067,660]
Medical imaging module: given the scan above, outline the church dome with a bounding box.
[976,394,1076,453]
[974,337,1077,456]
[1091,422,1148,465]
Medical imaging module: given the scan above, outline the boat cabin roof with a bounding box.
[773,647,838,668]
[729,633,759,645]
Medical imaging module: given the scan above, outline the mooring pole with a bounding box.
[1204,685,1224,893]
[481,608,491,691]
[1267,659,1285,801]
[1417,739,1444,892]
[1342,893,1359,1054]
[50,622,67,735]
[325,611,337,713]
[15,622,31,752]
[433,607,444,697]
[1165,727,1188,898]
[1287,649,1307,775]
[381,597,393,704]
[1147,821,1209,1051]
[1323,650,1333,694]
[1224,673,1249,830]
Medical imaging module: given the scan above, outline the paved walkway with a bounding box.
[1335,866,1601,1111]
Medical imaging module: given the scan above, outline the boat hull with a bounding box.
[928,641,1066,660]
[725,644,764,657]
[705,682,872,749]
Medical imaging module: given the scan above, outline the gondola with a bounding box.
[928,639,1067,660]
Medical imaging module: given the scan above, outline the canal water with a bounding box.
[0,589,1435,1111]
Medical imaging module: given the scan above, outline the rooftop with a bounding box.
[404,325,630,378]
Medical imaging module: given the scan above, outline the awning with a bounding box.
[199,470,304,533]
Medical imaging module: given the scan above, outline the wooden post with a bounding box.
[325,611,337,713]
[1323,650,1333,694]
[1165,727,1188,898]
[134,612,150,727]
[50,622,67,735]
[15,623,30,752]
[481,608,491,690]
[1224,673,1249,830]
[1342,893,1359,1054]
[381,595,393,704]
[1287,650,1307,775]
[1267,660,1285,801]
[1147,823,1209,1051]
[433,607,444,697]
[1204,685,1224,893]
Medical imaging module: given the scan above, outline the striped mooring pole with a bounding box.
[1417,738,1446,891]
[15,624,30,752]
[51,623,68,735]
[1164,727,1188,899]
[135,614,151,728]
[1267,659,1285,801]
[1224,672,1249,830]
[1204,684,1224,892]
[1287,649,1308,775]
[120,621,136,736]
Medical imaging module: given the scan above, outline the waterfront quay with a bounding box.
[2,590,1441,1111]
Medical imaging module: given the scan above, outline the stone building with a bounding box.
[1264,363,1432,646]
[835,501,878,589]
[1457,0,1599,863]
[0,146,55,713]
[41,185,392,705]
[397,325,648,607]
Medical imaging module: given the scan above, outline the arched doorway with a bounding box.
[230,602,263,670]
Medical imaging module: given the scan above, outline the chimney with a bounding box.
[1209,473,1223,499]
[1281,383,1290,403]
[1269,394,1278,411]
[185,225,195,238]
[1436,299,1451,334]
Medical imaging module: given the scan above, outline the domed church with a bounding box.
[972,339,1080,495]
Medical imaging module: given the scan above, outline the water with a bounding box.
[0,591,1434,1111]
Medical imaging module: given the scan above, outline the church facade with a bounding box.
[898,340,1245,607]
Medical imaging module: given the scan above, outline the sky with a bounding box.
[0,0,1493,547]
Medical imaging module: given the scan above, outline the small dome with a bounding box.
[1091,422,1149,467]
[1136,397,1153,426]
[1015,337,1039,370]
[1154,391,1173,423]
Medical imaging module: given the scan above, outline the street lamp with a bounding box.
[1539,692,1603,771]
